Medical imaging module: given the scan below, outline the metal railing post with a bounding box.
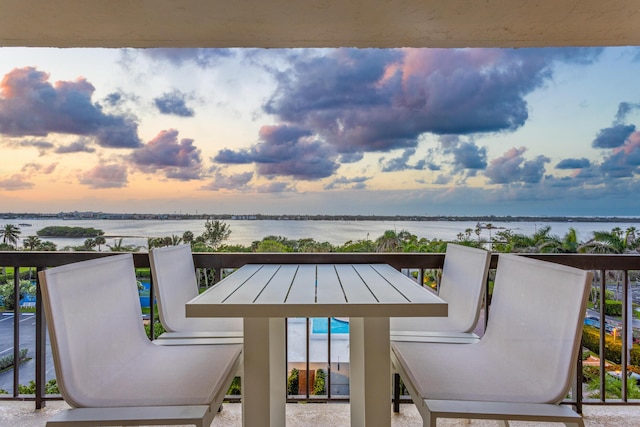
[34,267,46,409]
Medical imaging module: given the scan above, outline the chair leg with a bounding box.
[393,373,401,413]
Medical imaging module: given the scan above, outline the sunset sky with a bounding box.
[1,46,640,216]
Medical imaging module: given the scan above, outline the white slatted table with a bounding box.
[186,264,447,427]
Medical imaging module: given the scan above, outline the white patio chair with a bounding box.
[390,243,491,411]
[149,244,243,345]
[39,253,242,427]
[391,254,592,427]
[390,243,491,342]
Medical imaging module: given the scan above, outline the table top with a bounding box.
[186,263,448,319]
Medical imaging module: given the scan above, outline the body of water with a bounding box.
[2,217,638,250]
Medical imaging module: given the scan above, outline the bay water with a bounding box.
[3,217,639,250]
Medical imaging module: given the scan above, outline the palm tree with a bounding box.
[94,235,106,251]
[23,235,42,250]
[0,224,21,247]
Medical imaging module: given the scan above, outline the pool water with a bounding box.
[312,317,350,334]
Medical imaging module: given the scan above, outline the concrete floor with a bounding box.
[1,400,639,427]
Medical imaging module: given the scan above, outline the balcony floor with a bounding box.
[1,400,639,426]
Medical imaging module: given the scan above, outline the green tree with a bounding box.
[94,235,106,251]
[182,231,194,245]
[0,224,21,247]
[107,238,140,252]
[22,236,42,250]
[200,220,231,250]
[0,279,35,310]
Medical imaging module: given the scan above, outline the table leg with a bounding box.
[349,317,391,427]
[243,318,286,427]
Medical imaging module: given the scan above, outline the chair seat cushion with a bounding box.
[64,343,241,408]
[392,340,565,404]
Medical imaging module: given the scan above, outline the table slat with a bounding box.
[351,264,408,302]
[334,264,377,303]
[190,264,264,304]
[316,264,347,303]
[370,264,442,303]
[255,264,298,304]
[225,264,281,303]
[286,264,317,304]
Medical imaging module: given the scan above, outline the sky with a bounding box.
[1,46,640,216]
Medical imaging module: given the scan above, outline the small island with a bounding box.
[37,226,105,238]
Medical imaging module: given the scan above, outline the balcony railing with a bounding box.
[1,251,639,412]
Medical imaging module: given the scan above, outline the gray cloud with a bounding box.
[255,182,296,193]
[263,47,602,159]
[201,170,254,191]
[55,138,96,154]
[615,102,640,122]
[0,67,142,149]
[213,124,339,180]
[380,148,426,172]
[136,48,236,67]
[0,174,34,190]
[154,91,195,117]
[324,175,370,190]
[78,164,128,189]
[21,162,58,175]
[592,124,635,149]
[556,158,591,169]
[131,129,202,180]
[485,147,550,184]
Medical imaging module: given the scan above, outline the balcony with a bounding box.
[1,251,639,426]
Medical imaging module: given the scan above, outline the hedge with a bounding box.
[582,325,640,367]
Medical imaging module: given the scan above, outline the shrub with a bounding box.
[582,325,640,366]
[17,379,59,395]
[605,300,623,317]
[313,369,326,395]
[144,321,166,340]
[0,348,28,371]
[227,376,241,395]
[287,368,299,395]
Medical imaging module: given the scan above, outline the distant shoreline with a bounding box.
[2,212,640,223]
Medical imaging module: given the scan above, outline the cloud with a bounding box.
[135,48,236,67]
[556,158,591,169]
[78,164,128,189]
[615,102,640,122]
[598,131,640,178]
[592,124,636,149]
[324,175,370,190]
[263,47,602,159]
[0,173,34,190]
[201,170,254,191]
[131,129,203,180]
[21,162,58,174]
[485,147,550,184]
[213,124,339,180]
[380,148,426,172]
[8,138,54,155]
[255,182,296,193]
[154,91,195,117]
[55,138,96,154]
[0,67,142,148]
[441,140,487,174]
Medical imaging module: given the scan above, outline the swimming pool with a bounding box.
[312,317,350,334]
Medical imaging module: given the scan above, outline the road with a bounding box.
[0,312,56,393]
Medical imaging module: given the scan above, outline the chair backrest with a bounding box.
[38,254,151,407]
[436,243,491,332]
[149,244,200,332]
[149,244,242,333]
[481,254,593,403]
